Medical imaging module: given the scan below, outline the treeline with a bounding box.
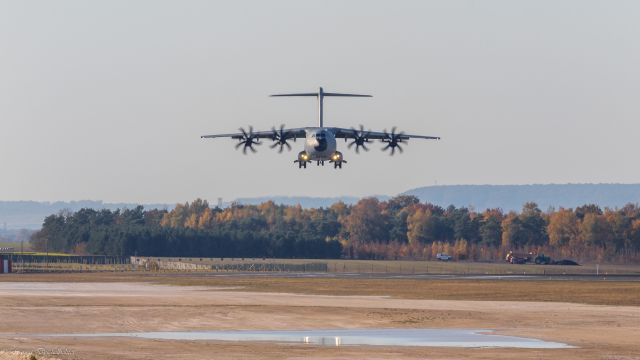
[30,197,640,263]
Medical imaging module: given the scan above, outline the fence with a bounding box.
[130,257,328,272]
[6,254,131,273]
[211,262,327,272]
[5,254,637,275]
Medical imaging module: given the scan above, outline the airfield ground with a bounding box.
[0,269,639,360]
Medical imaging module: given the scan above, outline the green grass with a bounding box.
[0,241,31,251]
[21,251,73,256]
[136,257,640,275]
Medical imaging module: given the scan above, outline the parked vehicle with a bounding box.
[505,251,532,264]
[436,253,452,261]
[505,251,579,266]
[534,253,551,265]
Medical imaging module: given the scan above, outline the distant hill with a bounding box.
[0,201,172,230]
[403,184,640,212]
[234,184,640,212]
[232,196,388,208]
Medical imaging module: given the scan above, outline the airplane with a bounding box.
[201,87,440,169]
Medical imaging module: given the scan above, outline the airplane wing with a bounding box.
[331,127,440,141]
[331,126,439,155]
[201,126,307,154]
[201,127,306,140]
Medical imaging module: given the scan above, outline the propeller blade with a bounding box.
[269,124,292,153]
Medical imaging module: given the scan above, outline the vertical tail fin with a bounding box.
[270,87,371,127]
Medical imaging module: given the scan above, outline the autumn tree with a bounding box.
[547,208,579,247]
[29,198,640,262]
[501,212,526,249]
[580,213,613,250]
[384,195,420,243]
[343,198,389,245]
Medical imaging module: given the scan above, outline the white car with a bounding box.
[436,253,452,261]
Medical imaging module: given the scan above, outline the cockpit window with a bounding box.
[313,131,328,151]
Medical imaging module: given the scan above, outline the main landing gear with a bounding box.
[329,151,346,169]
[293,151,347,169]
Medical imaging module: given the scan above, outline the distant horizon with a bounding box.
[0,182,637,204]
[3,183,640,230]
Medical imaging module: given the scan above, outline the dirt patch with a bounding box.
[0,351,61,360]
[0,276,638,359]
[3,272,640,305]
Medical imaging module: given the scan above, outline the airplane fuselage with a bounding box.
[303,127,337,160]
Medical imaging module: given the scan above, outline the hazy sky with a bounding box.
[1,1,639,203]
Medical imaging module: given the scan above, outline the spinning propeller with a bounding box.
[270,124,293,153]
[381,127,405,155]
[347,125,371,154]
[235,126,261,154]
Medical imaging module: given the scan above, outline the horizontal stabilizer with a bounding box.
[270,91,372,98]
[270,87,371,127]
[323,93,372,97]
[270,93,318,97]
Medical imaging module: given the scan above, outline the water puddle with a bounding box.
[44,329,572,348]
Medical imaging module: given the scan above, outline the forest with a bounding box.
[30,196,640,263]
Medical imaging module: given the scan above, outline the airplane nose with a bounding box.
[314,138,328,151]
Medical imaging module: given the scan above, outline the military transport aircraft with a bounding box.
[201,87,440,169]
